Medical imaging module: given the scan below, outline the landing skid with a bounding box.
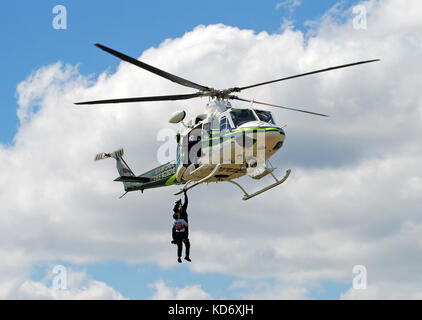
[175,165,291,200]
[228,169,291,200]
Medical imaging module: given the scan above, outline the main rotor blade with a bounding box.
[75,93,202,105]
[95,43,210,92]
[232,97,329,117]
[237,59,380,91]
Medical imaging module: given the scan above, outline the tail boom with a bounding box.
[95,148,178,196]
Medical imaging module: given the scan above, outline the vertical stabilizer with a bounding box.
[94,148,138,192]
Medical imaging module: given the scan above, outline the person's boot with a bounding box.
[177,257,182,263]
[184,257,191,262]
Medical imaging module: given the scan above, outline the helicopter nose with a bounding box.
[234,124,285,152]
[264,127,285,151]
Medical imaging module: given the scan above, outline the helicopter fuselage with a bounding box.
[174,100,285,184]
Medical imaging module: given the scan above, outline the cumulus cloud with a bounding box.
[150,280,213,300]
[1,0,422,299]
[240,281,309,300]
[16,268,126,300]
[341,281,422,300]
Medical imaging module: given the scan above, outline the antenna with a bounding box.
[249,98,255,108]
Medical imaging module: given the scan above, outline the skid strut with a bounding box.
[174,164,221,195]
[228,169,291,200]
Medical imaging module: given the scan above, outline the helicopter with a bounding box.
[76,43,379,200]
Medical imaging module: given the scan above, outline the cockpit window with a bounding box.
[255,110,275,125]
[230,109,258,128]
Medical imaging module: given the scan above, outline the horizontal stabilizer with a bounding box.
[95,148,124,161]
[114,176,150,183]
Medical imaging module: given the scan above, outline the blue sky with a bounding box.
[2,0,382,300]
[30,260,350,300]
[0,0,359,144]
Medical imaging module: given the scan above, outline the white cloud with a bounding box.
[276,0,302,30]
[341,282,422,300]
[150,280,213,300]
[16,269,126,300]
[241,282,309,300]
[1,0,422,299]
[276,0,302,13]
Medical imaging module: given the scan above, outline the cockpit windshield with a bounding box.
[229,109,258,128]
[255,110,275,125]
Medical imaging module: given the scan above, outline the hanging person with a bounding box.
[171,190,191,263]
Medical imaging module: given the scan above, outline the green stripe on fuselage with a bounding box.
[203,127,285,149]
[165,173,177,186]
